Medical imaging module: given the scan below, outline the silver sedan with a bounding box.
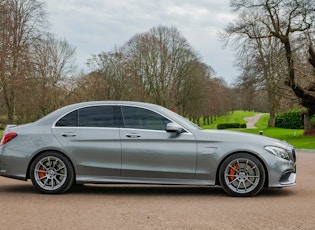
[0,101,296,196]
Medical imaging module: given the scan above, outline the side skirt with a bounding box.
[76,176,215,186]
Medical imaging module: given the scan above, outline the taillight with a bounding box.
[0,132,18,145]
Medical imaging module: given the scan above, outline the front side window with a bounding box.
[55,106,114,127]
[121,106,170,130]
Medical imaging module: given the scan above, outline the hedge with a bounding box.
[275,110,303,129]
[217,123,246,129]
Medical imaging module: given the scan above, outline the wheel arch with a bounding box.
[215,151,269,188]
[26,149,76,181]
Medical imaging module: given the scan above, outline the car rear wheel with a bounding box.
[219,153,265,197]
[30,151,74,194]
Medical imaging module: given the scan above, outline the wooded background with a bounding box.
[1,0,315,133]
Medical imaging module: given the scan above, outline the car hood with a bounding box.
[194,129,293,149]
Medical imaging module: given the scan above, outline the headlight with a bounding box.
[264,146,290,160]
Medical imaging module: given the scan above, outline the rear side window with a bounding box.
[55,106,114,127]
[55,110,78,127]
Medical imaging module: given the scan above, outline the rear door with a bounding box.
[52,105,121,179]
[119,105,197,180]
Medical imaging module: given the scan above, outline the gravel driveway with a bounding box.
[244,113,265,128]
[0,151,313,229]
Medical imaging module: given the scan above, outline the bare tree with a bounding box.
[86,49,129,101]
[233,33,288,125]
[121,26,200,109]
[0,0,47,123]
[84,25,231,122]
[29,34,76,118]
[224,0,315,131]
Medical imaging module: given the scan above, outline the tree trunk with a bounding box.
[304,113,309,133]
[269,111,276,127]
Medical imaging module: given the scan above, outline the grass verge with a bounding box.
[200,111,315,150]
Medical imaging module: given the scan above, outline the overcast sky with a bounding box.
[46,0,237,84]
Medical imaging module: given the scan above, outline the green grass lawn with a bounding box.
[200,111,315,150]
[201,111,257,129]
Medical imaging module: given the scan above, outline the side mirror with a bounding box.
[166,122,183,134]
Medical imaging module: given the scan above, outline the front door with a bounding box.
[119,106,197,180]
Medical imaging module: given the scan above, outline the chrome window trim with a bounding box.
[52,103,191,134]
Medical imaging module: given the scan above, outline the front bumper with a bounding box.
[279,170,296,186]
[267,149,296,188]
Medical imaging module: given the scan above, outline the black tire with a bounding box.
[219,153,265,197]
[30,151,74,194]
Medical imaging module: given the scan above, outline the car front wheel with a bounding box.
[30,151,74,194]
[219,153,265,197]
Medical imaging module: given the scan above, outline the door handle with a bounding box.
[126,134,141,138]
[61,132,77,137]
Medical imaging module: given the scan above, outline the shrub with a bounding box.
[275,110,303,129]
[217,123,246,129]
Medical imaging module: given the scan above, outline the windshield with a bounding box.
[157,106,202,131]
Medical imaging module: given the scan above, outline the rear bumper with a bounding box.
[0,147,28,180]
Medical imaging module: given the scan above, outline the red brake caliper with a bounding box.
[229,164,238,181]
[38,166,46,179]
